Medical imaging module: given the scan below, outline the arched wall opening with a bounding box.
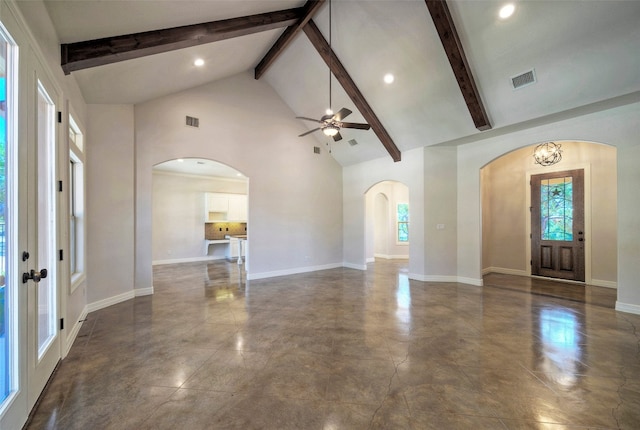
[365,181,410,263]
[480,140,617,288]
[151,157,249,266]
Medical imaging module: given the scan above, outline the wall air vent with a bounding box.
[186,116,199,127]
[348,139,358,146]
[511,69,536,90]
[313,146,321,154]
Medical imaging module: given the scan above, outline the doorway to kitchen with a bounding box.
[151,158,249,268]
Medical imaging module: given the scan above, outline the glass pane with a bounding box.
[397,203,409,242]
[541,177,573,241]
[0,31,9,404]
[0,28,14,407]
[37,82,56,358]
[398,222,409,242]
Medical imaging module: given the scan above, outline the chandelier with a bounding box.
[533,141,562,166]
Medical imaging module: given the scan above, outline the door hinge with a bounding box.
[530,233,532,239]
[60,318,64,330]
[57,111,62,123]
[58,180,63,192]
[59,249,64,261]
[530,260,533,266]
[529,206,532,212]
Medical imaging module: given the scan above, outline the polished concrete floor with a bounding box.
[26,260,640,429]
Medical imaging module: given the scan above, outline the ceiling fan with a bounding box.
[296,108,370,142]
[295,0,370,142]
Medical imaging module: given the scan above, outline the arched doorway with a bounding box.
[151,158,249,266]
[365,181,410,263]
[481,140,617,288]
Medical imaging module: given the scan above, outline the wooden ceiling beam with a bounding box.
[255,0,325,80]
[302,20,401,162]
[61,8,304,74]
[425,0,491,131]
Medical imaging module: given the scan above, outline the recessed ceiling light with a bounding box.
[383,73,395,84]
[236,173,243,177]
[177,159,184,162]
[499,3,515,19]
[194,58,205,67]
[325,108,333,116]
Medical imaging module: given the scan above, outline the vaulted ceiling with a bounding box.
[33,0,640,166]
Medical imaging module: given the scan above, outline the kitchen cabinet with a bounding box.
[205,193,247,222]
[227,194,248,221]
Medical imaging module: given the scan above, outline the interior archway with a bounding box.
[151,158,248,265]
[481,140,617,288]
[365,181,410,264]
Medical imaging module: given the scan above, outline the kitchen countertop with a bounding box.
[225,235,247,240]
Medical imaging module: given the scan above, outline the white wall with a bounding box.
[343,147,425,277]
[135,72,343,287]
[482,141,617,286]
[457,99,640,313]
[152,172,247,262]
[86,104,135,302]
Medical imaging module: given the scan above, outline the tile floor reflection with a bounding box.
[26,260,640,429]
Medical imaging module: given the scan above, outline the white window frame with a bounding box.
[68,115,85,292]
[396,202,409,245]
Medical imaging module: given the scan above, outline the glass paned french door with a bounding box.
[36,82,56,358]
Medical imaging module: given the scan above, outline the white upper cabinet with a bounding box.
[205,193,247,222]
[227,194,248,221]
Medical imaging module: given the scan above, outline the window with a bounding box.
[68,115,85,288]
[397,203,409,243]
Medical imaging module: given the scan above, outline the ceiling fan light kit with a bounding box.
[323,124,340,137]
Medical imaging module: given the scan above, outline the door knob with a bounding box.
[22,268,48,284]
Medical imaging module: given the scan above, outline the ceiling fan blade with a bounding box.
[296,116,324,124]
[320,114,333,122]
[333,108,352,121]
[333,132,343,142]
[299,128,321,137]
[340,122,371,130]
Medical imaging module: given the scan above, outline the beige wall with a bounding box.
[481,141,617,286]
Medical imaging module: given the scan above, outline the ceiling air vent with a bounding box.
[511,69,536,90]
[186,116,199,127]
[313,146,321,154]
[348,139,358,146]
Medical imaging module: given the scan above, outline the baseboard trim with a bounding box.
[457,276,484,286]
[86,290,135,313]
[343,262,367,271]
[615,301,640,315]
[152,256,226,265]
[408,273,457,282]
[374,254,410,260]
[591,279,617,289]
[62,306,88,358]
[247,263,344,280]
[483,266,528,277]
[135,286,154,296]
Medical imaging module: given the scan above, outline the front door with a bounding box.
[0,14,61,427]
[531,169,585,282]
